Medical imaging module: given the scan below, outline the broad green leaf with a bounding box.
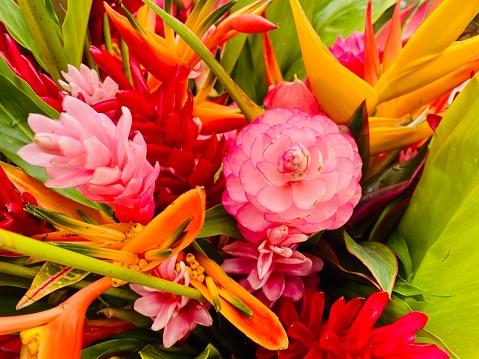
[62,0,93,68]
[387,74,479,357]
[198,204,242,238]
[0,0,46,69]
[16,262,89,309]
[344,232,397,296]
[313,0,396,46]
[81,338,143,359]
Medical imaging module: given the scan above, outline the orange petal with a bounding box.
[121,187,206,254]
[289,0,378,124]
[364,0,380,85]
[104,3,184,82]
[382,0,402,72]
[192,253,288,350]
[262,31,283,87]
[0,162,114,224]
[194,102,249,134]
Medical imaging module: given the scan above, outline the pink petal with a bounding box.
[282,276,305,301]
[262,271,285,302]
[292,179,326,209]
[89,167,122,185]
[239,160,269,196]
[162,310,191,347]
[256,184,293,212]
[257,161,287,186]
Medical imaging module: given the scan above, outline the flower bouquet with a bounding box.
[0,0,477,357]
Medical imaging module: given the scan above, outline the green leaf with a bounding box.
[139,344,200,359]
[198,204,242,238]
[16,261,89,309]
[313,0,396,46]
[344,232,397,296]
[81,338,143,359]
[194,344,223,359]
[17,0,68,81]
[0,0,46,69]
[387,74,479,357]
[62,0,93,68]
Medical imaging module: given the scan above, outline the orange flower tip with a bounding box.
[230,14,277,34]
[217,286,253,319]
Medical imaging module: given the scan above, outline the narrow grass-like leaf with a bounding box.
[62,0,93,68]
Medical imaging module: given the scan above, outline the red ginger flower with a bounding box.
[258,290,449,359]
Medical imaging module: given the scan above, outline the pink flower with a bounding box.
[329,32,365,79]
[221,226,323,306]
[59,64,118,105]
[18,96,159,224]
[263,79,320,115]
[130,255,212,348]
[222,109,362,237]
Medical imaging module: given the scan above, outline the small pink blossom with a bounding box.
[130,255,212,348]
[59,64,118,105]
[221,227,323,306]
[329,32,365,78]
[263,79,320,115]
[222,109,362,237]
[18,96,159,224]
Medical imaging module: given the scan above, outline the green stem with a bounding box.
[0,261,139,301]
[0,229,205,302]
[140,0,263,122]
[121,38,133,86]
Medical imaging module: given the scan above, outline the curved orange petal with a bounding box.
[192,253,288,350]
[121,187,206,254]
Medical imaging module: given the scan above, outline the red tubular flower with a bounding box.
[258,290,449,359]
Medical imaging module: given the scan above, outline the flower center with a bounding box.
[278,144,311,180]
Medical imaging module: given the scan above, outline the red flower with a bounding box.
[258,289,449,359]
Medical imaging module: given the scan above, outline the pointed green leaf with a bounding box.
[17,261,89,309]
[199,204,242,238]
[194,344,223,359]
[387,74,479,357]
[81,338,143,359]
[62,0,93,68]
[344,232,398,296]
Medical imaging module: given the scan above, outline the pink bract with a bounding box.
[222,109,362,238]
[222,226,323,306]
[263,79,320,115]
[130,255,212,348]
[329,32,365,79]
[17,96,159,224]
[59,64,119,105]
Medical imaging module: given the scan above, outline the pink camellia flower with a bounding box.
[263,78,320,115]
[18,96,159,224]
[59,64,119,105]
[221,226,323,306]
[130,254,212,348]
[329,32,365,79]
[222,109,362,237]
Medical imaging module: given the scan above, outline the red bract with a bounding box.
[0,166,50,244]
[258,290,449,359]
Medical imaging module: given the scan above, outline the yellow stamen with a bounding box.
[205,276,221,312]
[20,326,46,355]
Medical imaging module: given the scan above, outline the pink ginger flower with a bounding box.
[59,64,119,105]
[130,255,212,348]
[221,226,323,306]
[263,78,320,115]
[329,32,365,79]
[222,109,362,237]
[18,96,159,224]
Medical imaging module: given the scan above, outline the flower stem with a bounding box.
[0,229,205,302]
